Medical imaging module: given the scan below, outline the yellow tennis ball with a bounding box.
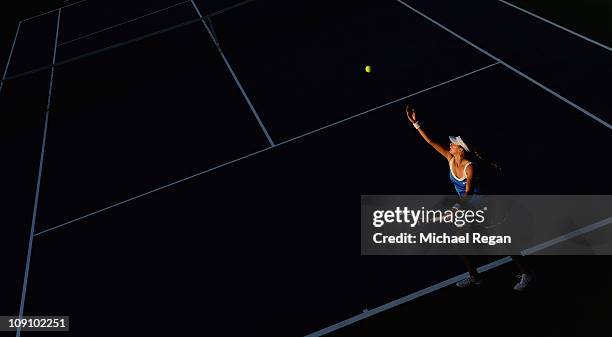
[365,65,372,73]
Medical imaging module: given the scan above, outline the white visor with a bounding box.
[449,136,470,152]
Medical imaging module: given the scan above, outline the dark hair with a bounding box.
[457,133,502,174]
[467,146,506,193]
[470,149,502,174]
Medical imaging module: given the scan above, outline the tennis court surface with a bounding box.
[1,0,610,335]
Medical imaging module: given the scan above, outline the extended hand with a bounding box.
[405,105,417,123]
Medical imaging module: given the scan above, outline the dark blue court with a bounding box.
[1,0,610,336]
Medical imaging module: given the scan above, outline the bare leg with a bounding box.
[457,256,483,287]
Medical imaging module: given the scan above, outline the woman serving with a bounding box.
[405,105,534,291]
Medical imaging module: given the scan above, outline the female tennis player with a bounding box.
[405,105,534,291]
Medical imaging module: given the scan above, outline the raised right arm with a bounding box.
[405,105,451,161]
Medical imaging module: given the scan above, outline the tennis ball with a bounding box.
[365,65,372,73]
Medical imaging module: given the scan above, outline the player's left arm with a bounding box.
[463,164,475,197]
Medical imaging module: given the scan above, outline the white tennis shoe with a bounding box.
[456,275,483,288]
[513,273,535,291]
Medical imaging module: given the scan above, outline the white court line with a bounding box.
[306,1,612,334]
[277,62,500,146]
[190,0,275,146]
[395,0,611,130]
[33,61,499,237]
[208,0,256,17]
[16,8,62,337]
[307,214,612,336]
[497,0,612,53]
[20,0,87,23]
[304,256,513,337]
[57,1,191,46]
[522,215,612,255]
[0,22,21,96]
[1,18,200,84]
[2,0,255,83]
